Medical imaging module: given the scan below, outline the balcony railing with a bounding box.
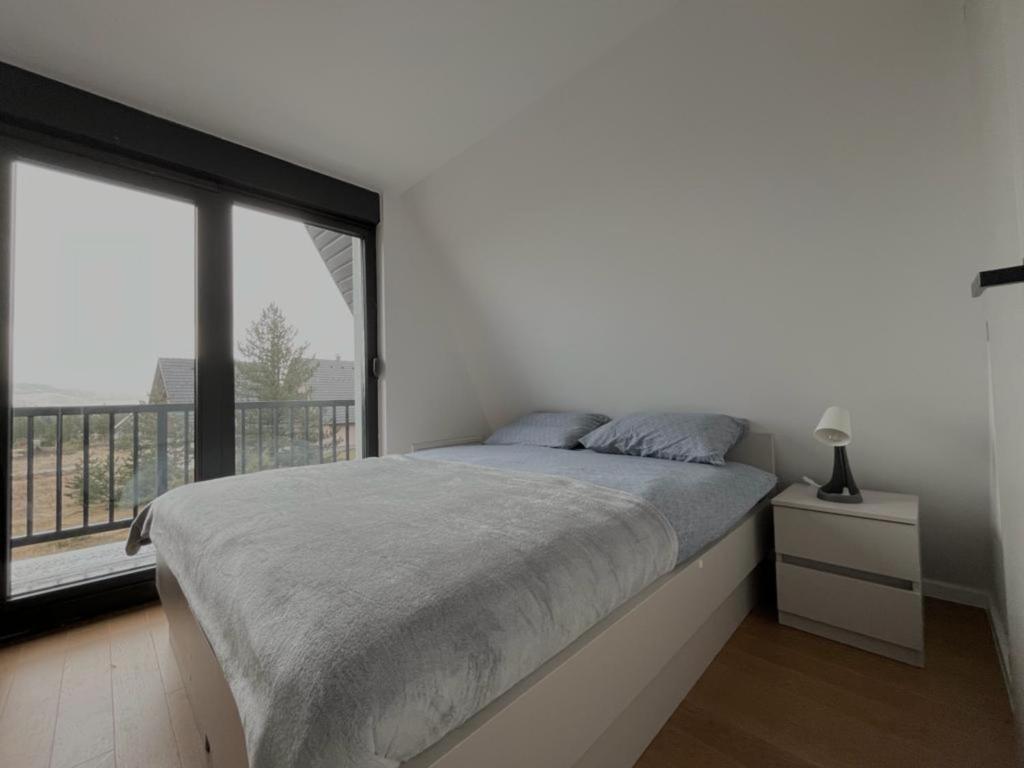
[10,399,355,549]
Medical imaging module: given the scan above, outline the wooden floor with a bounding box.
[637,599,1019,767]
[0,598,1016,768]
[0,603,200,768]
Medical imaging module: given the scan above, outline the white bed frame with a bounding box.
[158,433,776,768]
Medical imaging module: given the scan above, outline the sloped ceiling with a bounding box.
[0,0,677,192]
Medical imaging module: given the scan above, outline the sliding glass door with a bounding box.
[6,158,197,597]
[0,139,377,625]
[232,205,366,474]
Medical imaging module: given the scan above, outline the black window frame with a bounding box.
[0,62,380,640]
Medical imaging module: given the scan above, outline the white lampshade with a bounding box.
[814,406,852,446]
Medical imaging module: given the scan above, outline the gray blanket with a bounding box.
[411,444,778,564]
[140,456,678,767]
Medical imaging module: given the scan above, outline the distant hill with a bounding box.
[14,383,143,408]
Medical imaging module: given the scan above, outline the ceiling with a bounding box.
[0,0,676,192]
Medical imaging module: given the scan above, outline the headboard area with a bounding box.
[724,432,775,474]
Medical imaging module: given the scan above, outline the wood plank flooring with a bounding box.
[0,598,1016,767]
[637,599,1019,767]
[0,604,199,768]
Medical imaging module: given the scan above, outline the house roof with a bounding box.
[152,357,355,405]
[307,358,355,402]
[306,226,355,312]
[153,358,196,405]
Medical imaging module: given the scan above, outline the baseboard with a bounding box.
[921,578,990,608]
[988,602,1015,715]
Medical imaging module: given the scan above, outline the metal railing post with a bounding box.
[318,406,324,464]
[25,415,33,538]
[288,407,295,466]
[108,412,115,523]
[183,408,191,483]
[304,406,310,465]
[332,405,338,462]
[82,414,90,528]
[156,409,168,496]
[273,407,280,468]
[257,407,264,471]
[55,414,63,532]
[132,411,139,517]
[239,405,246,474]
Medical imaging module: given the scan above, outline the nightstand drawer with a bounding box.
[777,562,923,650]
[774,505,919,582]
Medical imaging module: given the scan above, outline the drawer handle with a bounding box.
[779,554,915,591]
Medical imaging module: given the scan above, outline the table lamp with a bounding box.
[814,406,862,503]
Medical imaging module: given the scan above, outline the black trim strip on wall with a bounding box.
[0,62,381,640]
[0,62,380,226]
[0,157,11,615]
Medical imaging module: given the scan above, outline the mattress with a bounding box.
[411,443,778,564]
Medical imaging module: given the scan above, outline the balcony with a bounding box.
[10,399,356,596]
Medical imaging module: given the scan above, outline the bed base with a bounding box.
[159,562,248,766]
[158,501,771,768]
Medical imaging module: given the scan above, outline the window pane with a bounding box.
[8,161,195,596]
[232,205,363,473]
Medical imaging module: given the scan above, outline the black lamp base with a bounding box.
[817,446,862,504]
[817,489,863,504]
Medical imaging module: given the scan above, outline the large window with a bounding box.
[8,161,197,596]
[0,96,378,633]
[233,206,365,474]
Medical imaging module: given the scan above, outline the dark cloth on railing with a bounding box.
[125,504,153,555]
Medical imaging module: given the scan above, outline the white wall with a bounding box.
[965,0,1024,721]
[377,194,488,454]
[403,0,996,590]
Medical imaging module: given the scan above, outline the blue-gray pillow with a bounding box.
[579,412,748,465]
[485,412,611,449]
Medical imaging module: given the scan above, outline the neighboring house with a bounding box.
[149,358,197,405]
[149,357,355,424]
[148,225,356,407]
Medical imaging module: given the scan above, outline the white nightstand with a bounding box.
[772,483,924,667]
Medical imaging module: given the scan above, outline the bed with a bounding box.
[147,433,777,768]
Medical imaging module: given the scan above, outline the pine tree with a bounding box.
[236,303,317,401]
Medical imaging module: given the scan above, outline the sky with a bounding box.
[11,162,356,404]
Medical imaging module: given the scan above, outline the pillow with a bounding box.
[579,412,748,465]
[485,412,611,449]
